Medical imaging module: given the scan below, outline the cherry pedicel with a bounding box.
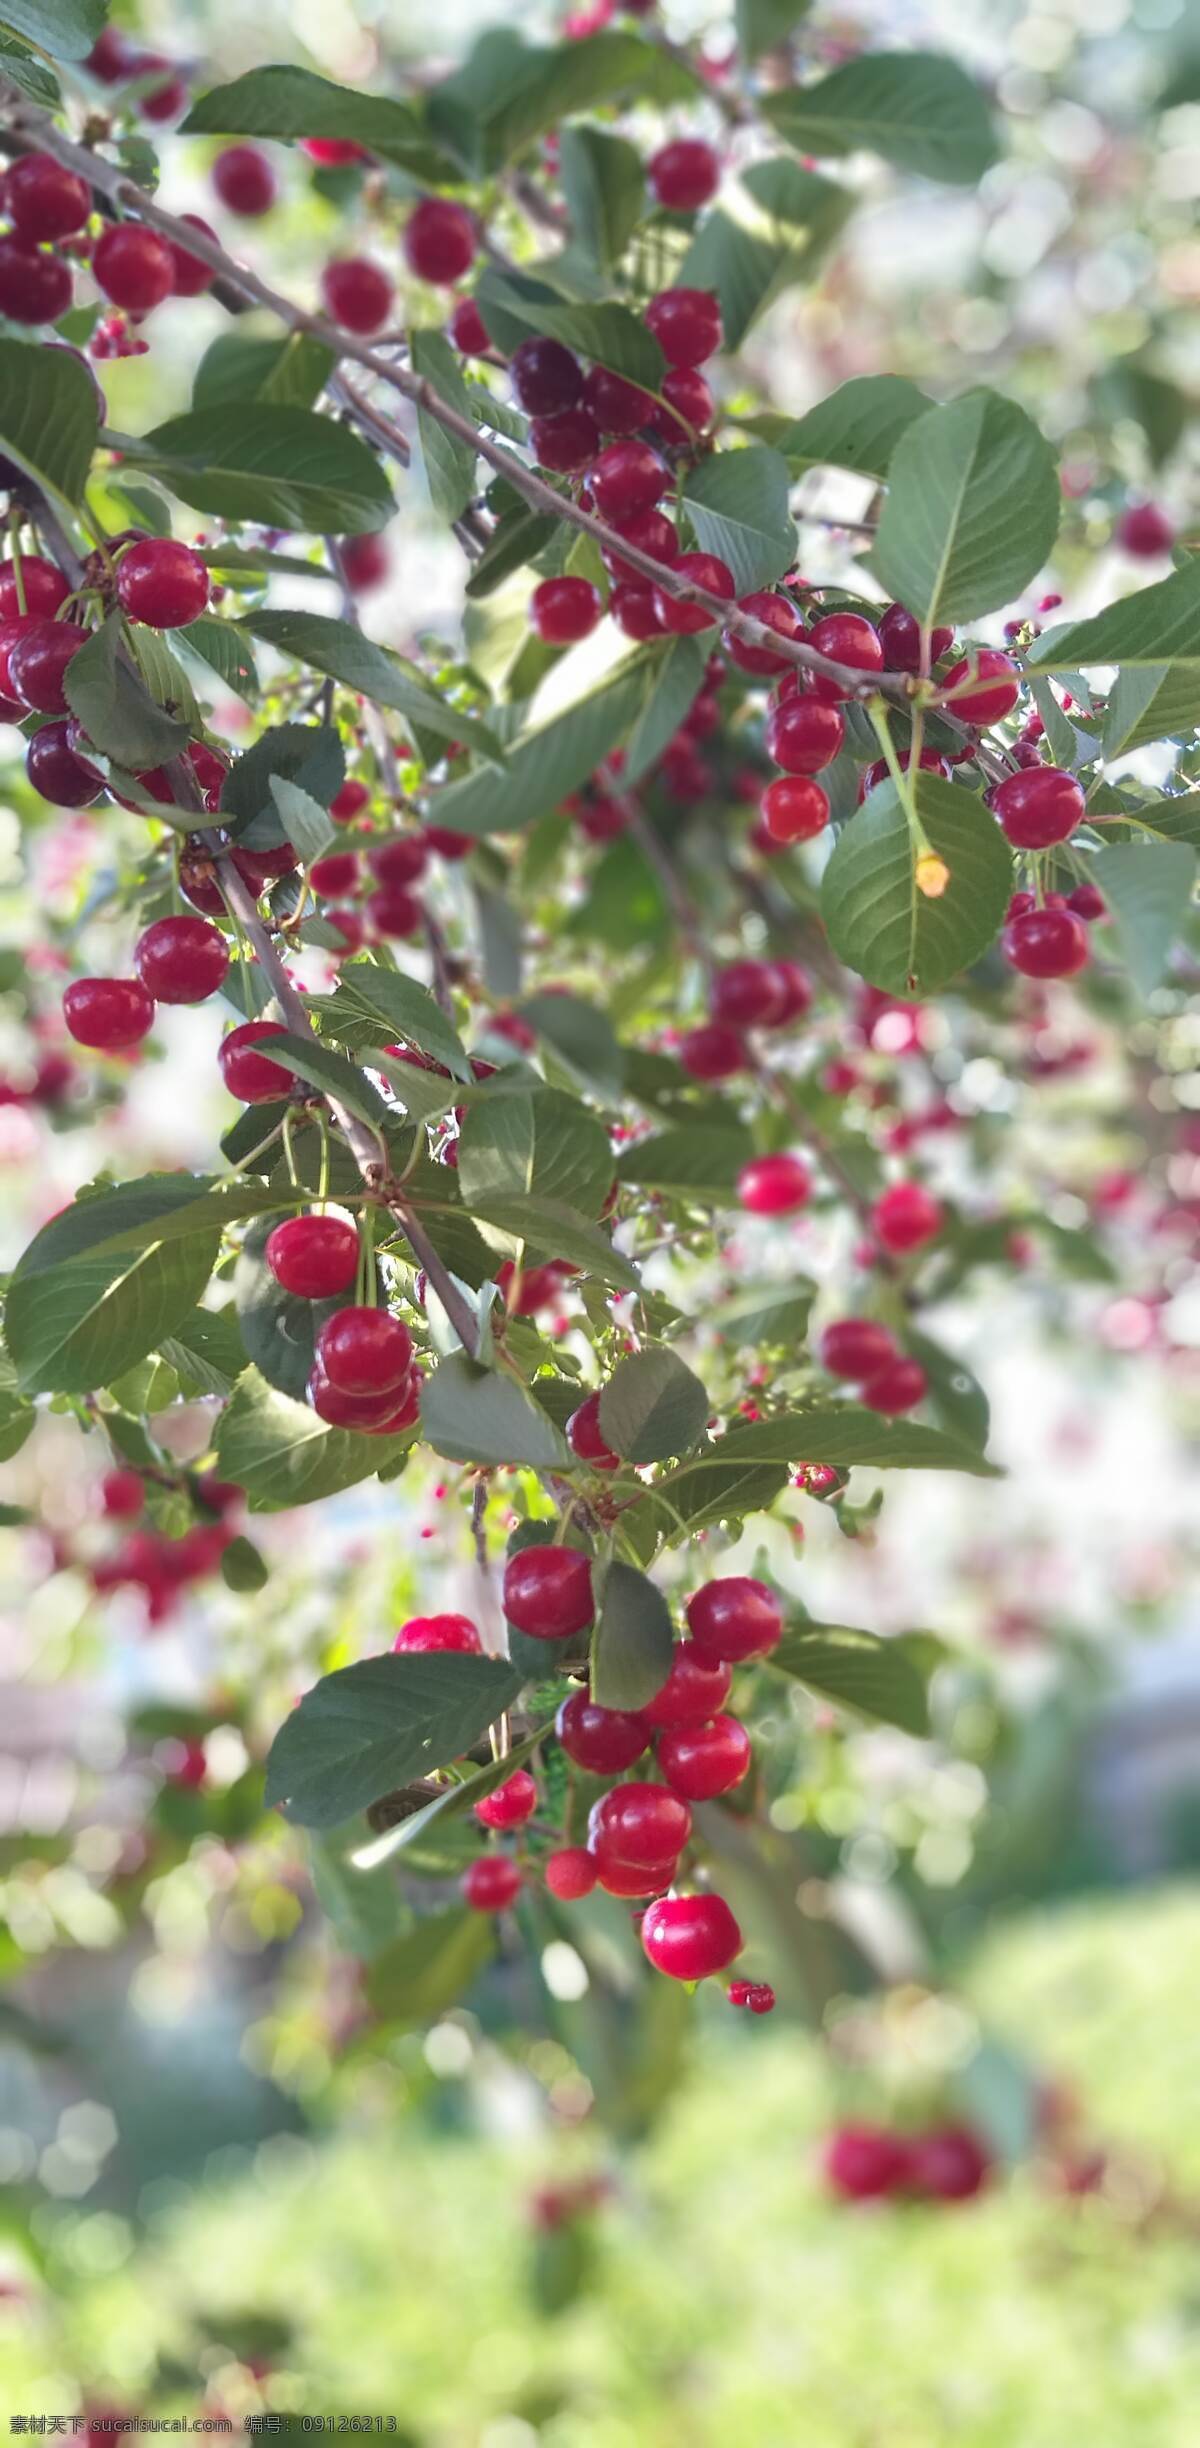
[264,1214,360,1299]
[652,551,735,635]
[644,286,722,368]
[474,1769,538,1830]
[647,138,720,211]
[544,1847,597,1901]
[992,765,1085,849]
[530,576,604,646]
[462,1855,522,1912]
[403,197,476,284]
[320,256,394,335]
[565,1390,621,1471]
[806,612,884,702]
[63,977,155,1051]
[871,1181,944,1253]
[737,1153,811,1216]
[656,1714,752,1800]
[556,1690,649,1773]
[765,697,845,776]
[940,650,1020,726]
[820,1318,896,1379]
[0,240,73,324]
[641,1892,742,1981]
[92,224,175,312]
[393,1612,482,1654]
[686,1574,783,1663]
[115,540,210,630]
[211,144,278,216]
[642,1647,732,1727]
[503,1545,595,1641]
[316,1306,413,1395]
[133,915,229,1004]
[760,775,830,843]
[1002,906,1090,978]
[217,1022,299,1104]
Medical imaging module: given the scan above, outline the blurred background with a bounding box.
[2,0,1199,2436]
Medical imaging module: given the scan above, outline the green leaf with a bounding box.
[773,1623,930,1735]
[426,27,698,178]
[736,0,812,63]
[268,775,336,865]
[1029,676,1081,771]
[904,1329,990,1451]
[220,1535,270,1594]
[328,961,472,1081]
[465,497,558,600]
[410,328,479,525]
[598,1348,709,1464]
[365,1908,495,2024]
[0,31,61,103]
[591,1561,675,1710]
[264,1031,390,1129]
[515,992,625,1100]
[420,1352,571,1467]
[0,334,100,507]
[473,268,665,391]
[264,1650,523,1827]
[242,610,503,764]
[430,660,646,838]
[1101,664,1200,757]
[559,126,646,271]
[6,1175,225,1396]
[308,1827,411,1958]
[707,1279,816,1348]
[681,446,797,592]
[182,64,446,176]
[179,614,259,705]
[1089,840,1196,993]
[614,1126,755,1200]
[157,1306,246,1400]
[133,405,394,536]
[679,1407,1001,1475]
[457,1088,612,1214]
[470,1197,639,1291]
[757,374,932,479]
[191,330,335,413]
[62,613,189,771]
[821,775,1013,996]
[473,882,523,1000]
[762,50,1000,185]
[215,1367,412,1510]
[623,637,711,787]
[350,1723,549,1868]
[678,156,851,350]
[1028,559,1200,671]
[872,392,1060,626]
[232,1220,340,1402]
[0,0,104,61]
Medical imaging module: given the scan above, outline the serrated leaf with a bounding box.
[0,333,99,506]
[821,775,1013,995]
[420,1352,570,1466]
[268,775,336,864]
[178,614,259,704]
[755,373,932,479]
[191,330,335,413]
[182,63,445,175]
[430,661,645,838]
[736,0,812,62]
[872,391,1060,626]
[133,405,394,535]
[470,1197,639,1291]
[1089,840,1196,992]
[0,31,61,102]
[681,446,797,591]
[220,722,343,837]
[426,26,699,178]
[1101,663,1200,757]
[6,1175,225,1396]
[473,268,665,390]
[351,1723,550,1868]
[559,125,646,270]
[264,1650,523,1827]
[243,610,503,764]
[329,961,472,1081]
[904,1329,990,1451]
[677,1407,1001,1475]
[215,1366,412,1509]
[157,1306,246,1400]
[410,328,479,525]
[591,1561,675,1709]
[63,613,189,770]
[1030,559,1200,671]
[762,50,999,184]
[678,156,851,350]
[598,1348,709,1464]
[263,1031,389,1128]
[457,1087,612,1213]
[773,1623,929,1734]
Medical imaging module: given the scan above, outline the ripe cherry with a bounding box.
[566,1390,621,1472]
[0,557,68,619]
[301,138,370,167]
[330,778,370,824]
[6,153,91,242]
[509,336,582,416]
[403,198,476,285]
[859,1355,928,1414]
[771,959,813,1023]
[92,224,174,311]
[594,1851,679,1899]
[872,1181,943,1253]
[824,2123,911,2200]
[264,1213,360,1298]
[366,885,422,940]
[992,765,1084,849]
[858,748,946,803]
[643,1647,732,1727]
[448,296,491,355]
[589,439,669,521]
[307,1365,416,1433]
[641,1891,742,1981]
[729,1978,776,2013]
[653,365,715,441]
[941,650,1020,726]
[217,1021,298,1104]
[687,1576,782,1664]
[368,835,427,887]
[0,240,73,324]
[807,612,884,702]
[7,619,86,713]
[463,1855,522,1912]
[1116,501,1173,557]
[27,719,105,806]
[556,1691,648,1773]
[765,696,844,776]
[656,1713,751,1800]
[116,539,209,629]
[63,976,155,1050]
[820,1318,896,1379]
[530,575,603,646]
[320,257,393,334]
[761,775,830,843]
[710,960,785,1029]
[166,214,218,295]
[423,823,472,861]
[582,365,653,434]
[212,145,278,216]
[545,1847,597,1901]
[678,1022,748,1081]
[653,551,735,634]
[393,1612,481,1654]
[495,1258,573,1315]
[648,138,720,211]
[475,1769,538,1830]
[592,1781,691,1866]
[334,533,388,593]
[878,603,955,672]
[725,591,801,676]
[737,1153,811,1216]
[644,286,722,368]
[1067,880,1106,921]
[600,506,680,584]
[309,850,360,897]
[1003,906,1089,978]
[529,407,600,473]
[101,1467,144,1518]
[133,914,229,1004]
[316,1306,413,1395]
[503,1544,594,1641]
[611,583,663,639]
[908,2124,991,2201]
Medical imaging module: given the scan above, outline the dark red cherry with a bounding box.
[63,976,155,1050]
[217,1021,298,1105]
[581,365,653,435]
[819,1318,896,1379]
[27,718,105,806]
[7,619,86,713]
[878,603,955,672]
[677,1022,748,1082]
[166,214,218,295]
[556,1691,648,1773]
[859,1355,928,1414]
[643,1647,732,1727]
[475,1769,537,1829]
[544,1847,597,1900]
[211,144,277,216]
[462,1855,522,1912]
[589,439,669,521]
[316,1305,413,1395]
[134,914,229,1003]
[941,651,1020,726]
[1067,880,1106,922]
[644,287,722,368]
[594,1850,679,1899]
[648,139,720,211]
[641,1892,742,1980]
[6,153,91,242]
[403,198,476,284]
[656,1713,752,1800]
[760,775,830,842]
[92,224,174,311]
[725,590,801,676]
[686,1575,782,1663]
[1116,501,1173,558]
[529,407,600,473]
[565,1389,621,1471]
[330,778,370,825]
[710,960,786,1029]
[766,696,845,775]
[365,885,422,939]
[530,575,603,646]
[0,557,69,619]
[908,2124,991,2201]
[503,1544,594,1641]
[728,1979,776,2013]
[264,1213,360,1299]
[653,551,735,635]
[1002,907,1090,979]
[770,959,813,1023]
[339,532,389,591]
[448,296,491,355]
[509,336,582,416]
[807,612,885,703]
[320,256,393,334]
[652,365,715,441]
[0,239,72,324]
[824,2123,911,2200]
[307,1365,414,1432]
[592,1781,691,1866]
[309,850,360,898]
[600,506,680,585]
[367,834,427,887]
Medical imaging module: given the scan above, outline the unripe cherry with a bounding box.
[545,1847,598,1901]
[218,1021,297,1104]
[760,775,830,843]
[687,1575,782,1664]
[820,1318,896,1379]
[316,1306,413,1395]
[92,224,174,311]
[320,256,393,335]
[530,575,603,646]
[463,1855,522,1912]
[648,138,720,211]
[643,1646,732,1727]
[653,551,735,635]
[592,1781,691,1866]
[509,336,582,416]
[566,1390,621,1472]
[393,1612,481,1654]
[644,286,722,368]
[264,1214,360,1299]
[765,696,844,776]
[1002,906,1089,978]
[641,1891,742,1981]
[474,1769,537,1830]
[941,650,1020,726]
[656,1713,751,1800]
[403,197,476,285]
[63,976,154,1050]
[807,612,884,702]
[859,1355,928,1414]
[871,1181,943,1253]
[737,1153,811,1216]
[556,1690,649,1773]
[503,1544,594,1641]
[992,765,1084,849]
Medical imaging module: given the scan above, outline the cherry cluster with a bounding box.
[824,2118,992,2205]
[83,1466,244,1626]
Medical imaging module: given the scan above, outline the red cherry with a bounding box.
[678,1022,748,1082]
[116,539,209,630]
[737,1152,811,1216]
[1067,880,1106,922]
[0,239,73,324]
[133,914,229,1004]
[212,145,278,216]
[85,25,137,76]
[725,591,801,676]
[610,582,662,640]
[316,1305,413,1395]
[510,336,582,416]
[652,365,715,441]
[403,198,476,285]
[101,1467,144,1518]
[63,976,155,1050]
[530,575,603,646]
[806,612,884,702]
[566,1389,621,1472]
[339,533,389,591]
[529,407,600,474]
[857,748,946,804]
[878,603,955,673]
[545,1847,597,1900]
[730,1979,776,2013]
[643,1648,732,1728]
[309,850,360,897]
[27,719,105,806]
[760,775,830,843]
[872,1181,943,1253]
[367,835,426,887]
[330,778,370,824]
[165,213,218,296]
[592,1781,691,1866]
[366,885,422,940]
[908,2124,991,2201]
[1002,906,1090,978]
[393,1612,481,1654]
[320,256,393,335]
[941,651,1020,726]
[301,137,370,167]
[1116,501,1173,558]
[859,1355,928,1414]
[653,551,735,635]
[590,439,669,522]
[135,63,188,122]
[7,619,86,713]
[504,1545,594,1641]
[0,559,69,621]
[475,1769,538,1830]
[556,1690,648,1773]
[307,1364,415,1432]
[92,224,174,311]
[495,1259,573,1316]
[422,824,472,860]
[820,1318,896,1378]
[687,1577,782,1664]
[217,1021,298,1105]
[233,842,300,890]
[644,286,722,368]
[594,1851,680,1898]
[600,506,680,585]
[770,960,813,1023]
[648,138,720,211]
[992,765,1084,849]
[582,365,654,434]
[824,2123,911,2200]
[656,1713,751,1800]
[448,296,491,355]
[766,696,845,776]
[463,1855,522,1912]
[6,153,91,242]
[264,1213,360,1298]
[710,960,786,1029]
[641,1891,742,1981]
